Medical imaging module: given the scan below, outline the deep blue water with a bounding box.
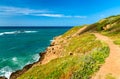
[0,27,71,78]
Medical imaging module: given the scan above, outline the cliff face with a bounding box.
[10,36,65,79]
[9,14,120,79]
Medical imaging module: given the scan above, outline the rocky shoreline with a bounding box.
[9,52,46,79]
[0,36,62,79]
[0,52,45,79]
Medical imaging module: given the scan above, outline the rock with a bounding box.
[0,76,7,79]
[106,24,111,29]
[70,53,73,55]
[103,26,107,30]
[50,41,55,46]
[39,52,46,62]
[103,24,112,30]
[10,64,33,79]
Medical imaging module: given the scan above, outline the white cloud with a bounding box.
[0,6,87,18]
[74,16,87,18]
[33,13,87,18]
[33,14,64,17]
[0,6,48,15]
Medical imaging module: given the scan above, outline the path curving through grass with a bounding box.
[92,33,120,79]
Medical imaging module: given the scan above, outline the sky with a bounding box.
[0,0,120,26]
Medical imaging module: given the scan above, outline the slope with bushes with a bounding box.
[10,14,120,79]
[17,33,109,79]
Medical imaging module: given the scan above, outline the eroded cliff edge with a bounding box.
[9,34,69,79]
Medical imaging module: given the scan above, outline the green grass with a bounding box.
[17,43,109,79]
[96,15,120,31]
[17,33,110,79]
[62,26,83,38]
[101,32,120,46]
[63,33,102,56]
[113,39,120,45]
[72,45,109,79]
[99,15,120,45]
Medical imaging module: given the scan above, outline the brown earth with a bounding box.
[92,33,120,79]
[10,36,64,79]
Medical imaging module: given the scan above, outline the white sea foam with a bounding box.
[0,54,40,79]
[0,33,4,36]
[24,54,40,67]
[32,54,40,61]
[0,66,12,79]
[4,31,17,34]
[50,40,54,42]
[24,31,37,33]
[0,30,38,36]
[12,57,17,62]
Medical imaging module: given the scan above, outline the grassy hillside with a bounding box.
[17,14,120,79]
[17,33,109,79]
[96,14,120,46]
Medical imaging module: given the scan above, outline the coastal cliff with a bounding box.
[4,14,120,79]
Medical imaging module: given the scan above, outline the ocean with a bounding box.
[0,27,71,78]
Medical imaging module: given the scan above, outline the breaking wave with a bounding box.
[0,66,12,79]
[0,54,40,79]
[0,30,38,36]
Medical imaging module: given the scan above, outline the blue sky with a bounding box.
[0,0,120,26]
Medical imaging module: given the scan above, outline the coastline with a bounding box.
[0,25,96,79]
[0,27,70,79]
[8,36,61,79]
[9,52,46,79]
[6,25,93,79]
[0,46,45,79]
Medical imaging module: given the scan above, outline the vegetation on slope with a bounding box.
[96,15,120,31]
[101,32,120,46]
[16,14,120,79]
[95,15,120,46]
[17,33,109,79]
[61,26,83,38]
[63,33,102,55]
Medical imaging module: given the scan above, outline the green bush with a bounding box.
[114,39,120,45]
[18,37,109,79]
[72,46,109,79]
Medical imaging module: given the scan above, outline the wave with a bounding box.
[0,30,38,36]
[32,54,40,61]
[0,66,13,79]
[24,31,37,33]
[0,54,40,79]
[12,57,17,62]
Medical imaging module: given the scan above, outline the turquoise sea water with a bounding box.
[0,27,71,78]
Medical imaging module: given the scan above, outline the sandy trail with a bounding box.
[92,33,120,79]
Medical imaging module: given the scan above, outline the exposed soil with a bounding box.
[92,33,120,79]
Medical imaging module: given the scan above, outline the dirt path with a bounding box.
[92,33,120,79]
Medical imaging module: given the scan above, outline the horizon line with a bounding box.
[0,26,73,28]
